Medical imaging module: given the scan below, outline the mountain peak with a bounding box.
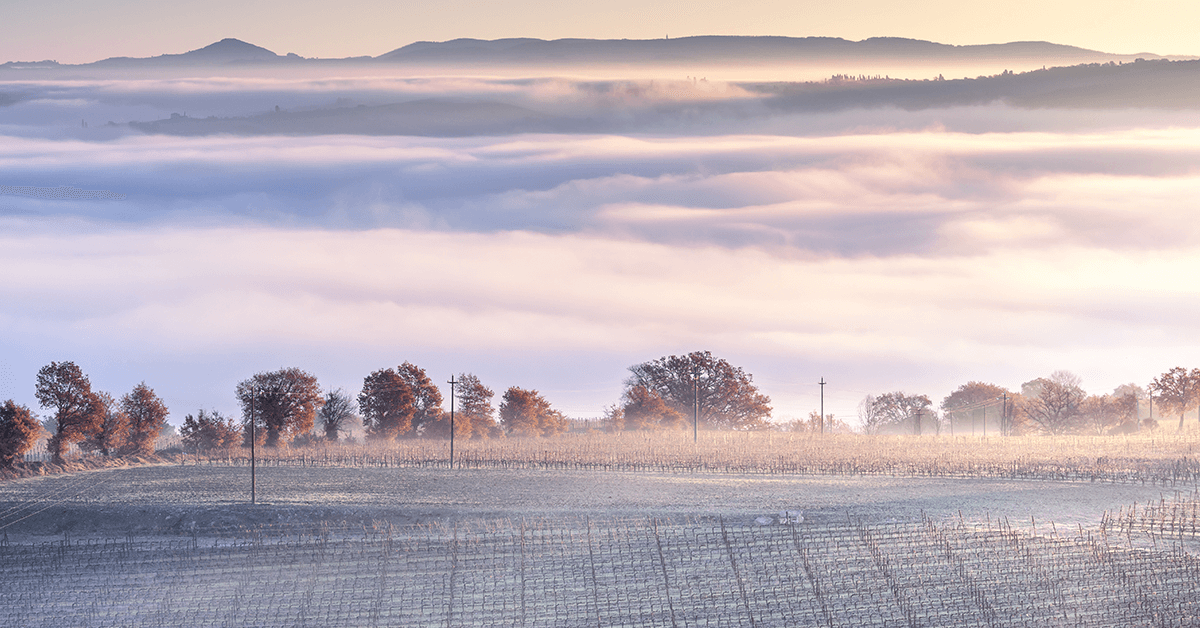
[182,38,279,60]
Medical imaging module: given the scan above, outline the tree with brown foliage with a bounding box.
[602,404,625,432]
[358,362,443,440]
[620,384,686,431]
[120,382,169,455]
[359,367,415,439]
[35,361,104,464]
[1019,371,1086,435]
[180,409,239,453]
[626,351,772,430]
[236,368,322,447]
[456,373,501,438]
[0,400,40,468]
[499,387,568,437]
[81,392,128,456]
[1150,367,1200,432]
[427,373,500,439]
[400,363,443,435]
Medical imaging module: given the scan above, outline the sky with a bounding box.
[3,5,1200,430]
[2,0,1199,64]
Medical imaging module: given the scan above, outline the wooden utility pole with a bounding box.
[1001,392,1008,436]
[448,375,458,468]
[819,378,826,434]
[691,367,700,443]
[250,390,256,505]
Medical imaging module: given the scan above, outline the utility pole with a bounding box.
[448,375,458,468]
[1147,387,1153,431]
[691,367,700,443]
[1001,392,1008,437]
[819,378,826,434]
[250,389,256,505]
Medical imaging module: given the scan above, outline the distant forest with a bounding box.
[116,59,1200,138]
[751,59,1200,111]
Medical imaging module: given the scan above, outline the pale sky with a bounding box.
[2,0,1197,64]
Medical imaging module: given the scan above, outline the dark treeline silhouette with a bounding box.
[754,58,1200,111]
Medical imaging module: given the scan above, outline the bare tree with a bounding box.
[860,392,932,435]
[858,394,882,433]
[1019,371,1085,435]
[318,388,358,442]
[35,361,104,464]
[499,387,568,437]
[120,382,169,456]
[1078,395,1124,435]
[1149,367,1200,432]
[0,400,41,469]
[236,368,322,447]
[626,351,772,430]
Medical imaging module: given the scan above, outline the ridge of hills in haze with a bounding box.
[0,36,1182,68]
[377,36,1170,65]
[121,58,1200,138]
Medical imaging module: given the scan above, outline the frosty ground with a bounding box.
[0,462,1182,540]
[2,461,1198,627]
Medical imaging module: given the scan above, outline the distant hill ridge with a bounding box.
[0,36,1175,68]
[379,36,1161,64]
[87,38,283,66]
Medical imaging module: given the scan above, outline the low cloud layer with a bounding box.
[4,128,1200,256]
[3,72,1200,423]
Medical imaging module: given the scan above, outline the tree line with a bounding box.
[859,367,1200,436]
[0,361,170,466]
[180,364,566,452]
[0,351,773,464]
[6,355,1199,468]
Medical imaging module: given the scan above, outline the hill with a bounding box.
[376,36,1166,66]
[1,36,1176,70]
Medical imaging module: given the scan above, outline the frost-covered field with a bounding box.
[2,434,1199,626]
[2,513,1198,627]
